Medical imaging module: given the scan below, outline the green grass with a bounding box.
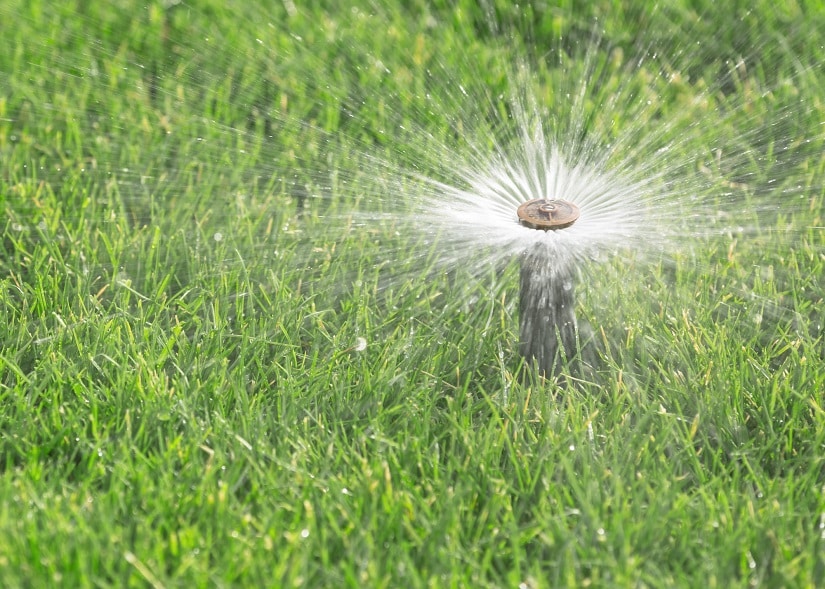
[1,0,824,587]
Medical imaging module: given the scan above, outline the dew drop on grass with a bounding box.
[300,528,310,539]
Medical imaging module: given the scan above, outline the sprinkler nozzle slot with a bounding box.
[517,199,580,230]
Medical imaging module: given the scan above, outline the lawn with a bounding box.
[1,1,824,587]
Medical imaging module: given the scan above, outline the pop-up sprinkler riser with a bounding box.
[516,198,580,378]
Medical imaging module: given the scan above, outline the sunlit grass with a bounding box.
[1,1,824,587]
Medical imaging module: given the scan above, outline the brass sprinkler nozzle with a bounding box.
[517,199,580,230]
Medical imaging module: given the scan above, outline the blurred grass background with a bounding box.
[1,0,824,586]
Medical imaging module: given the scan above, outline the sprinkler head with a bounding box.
[517,199,580,230]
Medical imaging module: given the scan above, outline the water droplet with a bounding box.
[300,529,310,538]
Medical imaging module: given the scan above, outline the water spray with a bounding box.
[516,199,581,378]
